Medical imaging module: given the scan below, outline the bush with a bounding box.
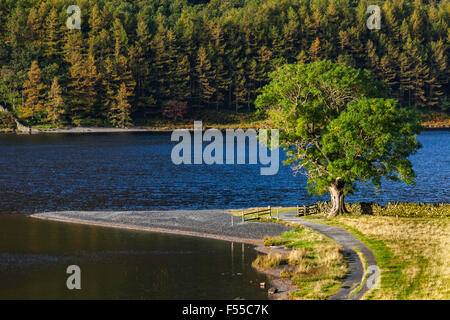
[344,202,449,217]
[162,100,188,121]
[346,202,382,215]
[316,201,332,213]
[0,111,16,131]
[312,201,449,217]
[73,118,106,127]
[373,202,449,218]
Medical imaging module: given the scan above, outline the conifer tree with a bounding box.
[366,40,381,79]
[22,60,46,123]
[47,77,64,124]
[44,8,61,59]
[0,0,445,123]
[109,82,132,128]
[175,55,191,102]
[102,54,135,119]
[283,7,300,62]
[27,7,42,54]
[196,46,215,106]
[309,37,322,61]
[129,15,152,110]
[65,31,101,123]
[429,39,448,106]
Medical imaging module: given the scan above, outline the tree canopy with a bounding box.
[255,60,422,216]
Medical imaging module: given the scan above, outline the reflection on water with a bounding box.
[0,215,268,299]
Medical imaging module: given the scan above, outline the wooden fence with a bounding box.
[241,206,271,222]
[296,204,319,216]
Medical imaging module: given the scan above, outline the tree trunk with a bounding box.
[328,182,348,217]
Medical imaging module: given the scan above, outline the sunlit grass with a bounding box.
[325,216,450,300]
[252,253,285,269]
[254,225,348,300]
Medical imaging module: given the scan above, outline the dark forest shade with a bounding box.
[0,0,448,127]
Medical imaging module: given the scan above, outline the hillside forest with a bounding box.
[0,0,448,128]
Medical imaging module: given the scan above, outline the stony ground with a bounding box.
[33,210,293,241]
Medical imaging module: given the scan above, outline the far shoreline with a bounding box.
[3,123,450,135]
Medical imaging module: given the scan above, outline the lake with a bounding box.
[0,130,448,299]
[0,214,267,299]
[0,130,448,214]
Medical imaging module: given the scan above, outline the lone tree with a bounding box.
[255,60,422,217]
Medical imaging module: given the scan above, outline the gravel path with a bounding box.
[278,211,378,300]
[32,210,293,243]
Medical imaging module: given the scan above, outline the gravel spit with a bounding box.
[32,210,293,242]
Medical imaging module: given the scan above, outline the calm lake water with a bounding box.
[0,130,448,299]
[0,214,267,299]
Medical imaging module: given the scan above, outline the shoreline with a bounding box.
[31,210,295,300]
[3,123,450,135]
[31,214,264,246]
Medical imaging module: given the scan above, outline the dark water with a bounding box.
[0,130,448,214]
[0,214,267,299]
[0,130,448,299]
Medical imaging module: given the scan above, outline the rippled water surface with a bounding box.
[0,130,448,214]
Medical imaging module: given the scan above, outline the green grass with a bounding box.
[322,216,449,299]
[245,203,449,300]
[255,225,348,300]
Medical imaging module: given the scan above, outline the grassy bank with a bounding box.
[307,203,449,299]
[252,226,348,300]
[324,215,449,299]
[240,202,449,299]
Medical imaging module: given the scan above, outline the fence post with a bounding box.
[277,208,279,221]
[241,210,244,223]
[296,205,299,216]
[268,206,271,218]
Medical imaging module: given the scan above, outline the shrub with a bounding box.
[373,202,450,217]
[311,201,449,217]
[0,111,16,131]
[344,202,449,217]
[162,100,188,121]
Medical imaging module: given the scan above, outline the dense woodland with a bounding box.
[0,0,448,127]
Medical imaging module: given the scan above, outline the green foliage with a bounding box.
[348,202,450,218]
[324,98,422,190]
[256,61,422,199]
[0,111,16,131]
[109,82,132,128]
[309,202,450,217]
